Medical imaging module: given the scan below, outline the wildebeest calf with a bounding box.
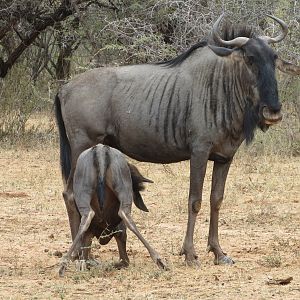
[59,144,166,276]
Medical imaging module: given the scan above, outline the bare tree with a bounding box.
[0,0,117,79]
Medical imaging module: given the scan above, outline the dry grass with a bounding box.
[259,253,282,268]
[0,111,300,299]
[0,144,299,300]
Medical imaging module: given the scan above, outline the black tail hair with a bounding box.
[129,164,153,212]
[93,146,110,209]
[54,94,71,182]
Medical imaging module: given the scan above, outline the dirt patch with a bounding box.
[0,147,299,299]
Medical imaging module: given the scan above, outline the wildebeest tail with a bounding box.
[54,94,71,182]
[93,146,110,209]
[128,163,153,212]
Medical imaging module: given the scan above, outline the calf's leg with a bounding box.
[81,229,94,260]
[80,229,100,269]
[114,222,130,268]
[118,199,168,270]
[59,209,95,277]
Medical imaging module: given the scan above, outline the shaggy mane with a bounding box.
[158,22,256,67]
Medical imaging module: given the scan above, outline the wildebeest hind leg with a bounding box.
[65,141,95,243]
[118,206,168,270]
[59,210,95,277]
[63,176,81,242]
[207,161,234,265]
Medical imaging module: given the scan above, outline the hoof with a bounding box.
[156,258,169,270]
[185,258,200,267]
[75,259,87,272]
[85,258,100,269]
[180,248,200,267]
[214,255,235,265]
[114,259,129,269]
[59,261,67,277]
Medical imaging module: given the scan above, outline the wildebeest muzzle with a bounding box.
[261,104,283,125]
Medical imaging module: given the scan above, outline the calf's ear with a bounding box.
[141,177,153,183]
[276,57,300,75]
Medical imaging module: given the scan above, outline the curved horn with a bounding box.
[212,13,249,48]
[260,15,288,44]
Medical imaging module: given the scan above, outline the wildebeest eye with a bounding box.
[244,54,255,66]
[274,54,278,60]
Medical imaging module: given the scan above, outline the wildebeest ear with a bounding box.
[141,177,153,183]
[276,57,300,75]
[133,192,149,212]
[208,45,236,57]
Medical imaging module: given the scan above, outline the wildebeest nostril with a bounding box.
[264,103,281,113]
[270,104,282,113]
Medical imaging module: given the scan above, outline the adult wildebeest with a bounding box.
[58,144,164,276]
[55,14,300,266]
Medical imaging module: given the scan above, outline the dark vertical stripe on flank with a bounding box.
[225,81,232,130]
[229,76,235,127]
[171,89,180,147]
[164,75,179,143]
[148,76,163,126]
[123,82,133,95]
[181,91,191,145]
[228,73,237,123]
[223,101,227,133]
[172,90,185,147]
[221,81,227,130]
[221,64,229,130]
[230,93,238,128]
[144,76,157,103]
[203,89,208,125]
[233,75,244,113]
[155,74,173,132]
[208,64,217,128]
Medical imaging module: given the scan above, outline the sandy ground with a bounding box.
[0,145,299,299]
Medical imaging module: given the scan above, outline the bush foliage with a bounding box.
[0,0,299,154]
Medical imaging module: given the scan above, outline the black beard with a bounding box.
[243,104,271,144]
[243,104,260,144]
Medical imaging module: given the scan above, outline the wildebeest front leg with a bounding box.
[207,160,234,265]
[180,150,209,266]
